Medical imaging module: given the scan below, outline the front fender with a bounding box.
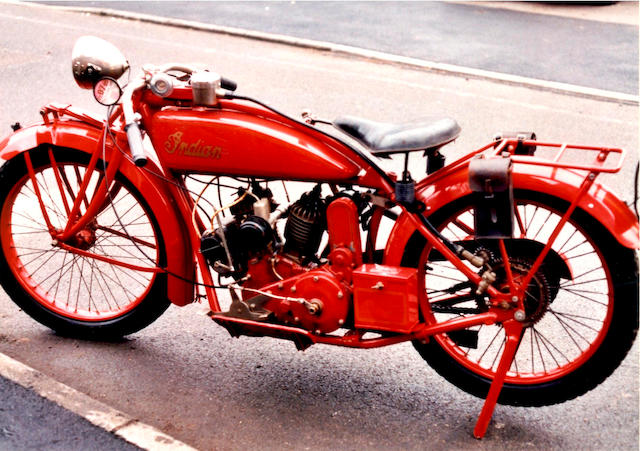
[0,120,196,306]
[383,162,640,266]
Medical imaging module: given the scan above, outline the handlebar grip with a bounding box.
[125,122,148,167]
[220,77,237,92]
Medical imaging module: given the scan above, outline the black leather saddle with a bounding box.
[333,116,461,157]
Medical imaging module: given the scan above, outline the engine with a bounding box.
[200,183,362,334]
[200,184,329,277]
[200,215,275,276]
[283,184,326,260]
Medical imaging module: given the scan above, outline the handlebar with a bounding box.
[220,77,237,92]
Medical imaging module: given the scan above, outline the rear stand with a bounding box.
[473,320,524,439]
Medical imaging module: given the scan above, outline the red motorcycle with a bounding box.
[0,36,637,438]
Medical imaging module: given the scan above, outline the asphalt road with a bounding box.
[40,0,639,95]
[0,376,140,450]
[0,2,638,451]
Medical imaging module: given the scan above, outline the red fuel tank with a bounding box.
[147,107,361,181]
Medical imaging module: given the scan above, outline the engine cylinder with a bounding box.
[201,215,274,276]
[284,186,326,258]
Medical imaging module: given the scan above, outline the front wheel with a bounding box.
[406,190,638,406]
[0,148,170,339]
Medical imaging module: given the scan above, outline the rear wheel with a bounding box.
[407,190,638,406]
[0,148,169,339]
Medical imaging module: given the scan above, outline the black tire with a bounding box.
[0,147,170,339]
[405,190,638,406]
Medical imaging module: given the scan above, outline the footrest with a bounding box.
[210,314,316,351]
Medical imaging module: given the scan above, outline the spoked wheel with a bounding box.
[0,148,169,339]
[407,190,638,406]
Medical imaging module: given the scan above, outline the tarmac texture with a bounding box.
[0,376,140,451]
[45,0,639,94]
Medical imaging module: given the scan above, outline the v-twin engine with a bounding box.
[200,185,364,334]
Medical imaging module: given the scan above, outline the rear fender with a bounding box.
[384,162,640,266]
[0,121,196,306]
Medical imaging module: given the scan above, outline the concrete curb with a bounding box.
[0,351,197,451]
[12,0,639,105]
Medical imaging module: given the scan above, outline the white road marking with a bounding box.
[0,351,198,451]
[1,0,638,108]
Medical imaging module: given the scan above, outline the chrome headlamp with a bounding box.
[71,36,129,90]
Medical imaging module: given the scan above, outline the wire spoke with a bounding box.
[531,210,553,241]
[9,223,50,232]
[51,251,69,300]
[10,210,48,228]
[96,225,156,249]
[556,228,580,254]
[39,252,75,291]
[564,250,596,260]
[16,247,57,265]
[477,326,503,366]
[37,173,67,223]
[532,327,562,367]
[88,258,114,309]
[514,205,526,237]
[425,271,468,283]
[566,266,603,282]
[23,247,63,278]
[549,308,602,333]
[97,235,151,262]
[93,242,151,289]
[560,278,607,289]
[551,312,590,351]
[489,336,506,371]
[532,326,547,373]
[522,205,537,234]
[559,239,589,256]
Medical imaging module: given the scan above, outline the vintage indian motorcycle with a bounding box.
[0,37,637,438]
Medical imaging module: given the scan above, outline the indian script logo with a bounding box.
[164,131,223,159]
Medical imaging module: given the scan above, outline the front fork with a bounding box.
[23,133,162,275]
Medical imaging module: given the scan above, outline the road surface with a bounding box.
[41,0,639,94]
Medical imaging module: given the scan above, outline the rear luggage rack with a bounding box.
[492,138,625,174]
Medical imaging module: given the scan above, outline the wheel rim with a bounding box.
[1,157,160,321]
[420,198,614,384]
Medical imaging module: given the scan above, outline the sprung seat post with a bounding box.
[395,152,415,204]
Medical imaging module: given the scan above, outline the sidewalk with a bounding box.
[0,375,140,451]
[0,352,196,451]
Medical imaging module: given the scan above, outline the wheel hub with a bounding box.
[494,258,551,325]
[64,220,98,251]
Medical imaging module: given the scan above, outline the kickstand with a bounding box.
[473,320,524,439]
